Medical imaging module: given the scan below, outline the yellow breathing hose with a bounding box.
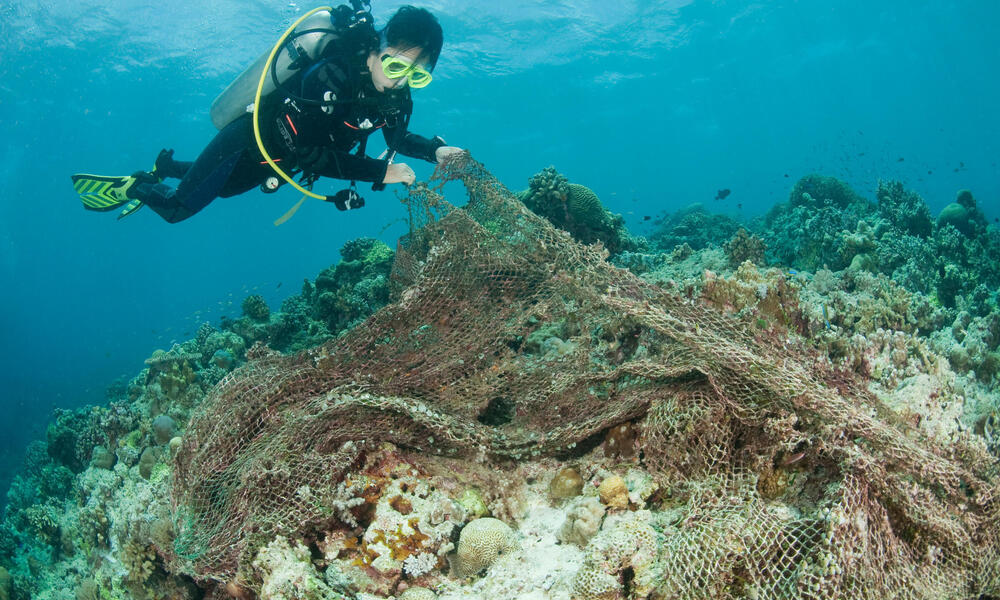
[253,6,334,201]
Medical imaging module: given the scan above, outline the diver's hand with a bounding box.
[383,163,416,185]
[435,146,464,163]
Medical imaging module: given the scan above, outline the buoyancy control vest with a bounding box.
[210,2,378,130]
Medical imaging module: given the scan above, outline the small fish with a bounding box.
[642,215,651,221]
[897,157,905,162]
[715,188,731,201]
[928,170,933,175]
[736,203,742,210]
[276,282,283,289]
[784,173,789,178]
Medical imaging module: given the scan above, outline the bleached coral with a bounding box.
[253,536,338,600]
[402,552,439,577]
[571,511,662,600]
[558,496,605,546]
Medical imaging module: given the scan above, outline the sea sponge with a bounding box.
[458,488,489,518]
[151,414,175,445]
[598,475,628,509]
[558,496,606,546]
[90,445,115,470]
[138,447,157,480]
[454,517,518,576]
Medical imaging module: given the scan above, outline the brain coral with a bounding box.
[454,517,518,577]
[399,587,437,600]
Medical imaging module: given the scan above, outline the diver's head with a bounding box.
[367,6,443,92]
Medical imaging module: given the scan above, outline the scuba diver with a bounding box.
[71,2,462,222]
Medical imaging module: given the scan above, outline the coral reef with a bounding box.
[241,294,271,322]
[219,238,395,353]
[520,166,643,255]
[571,511,661,600]
[722,227,767,268]
[2,158,999,600]
[648,203,741,252]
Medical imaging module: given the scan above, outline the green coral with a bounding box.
[521,166,643,255]
[762,174,877,271]
[938,189,988,238]
[241,294,271,322]
[20,504,60,547]
[877,180,932,237]
[312,238,394,334]
[650,203,741,253]
[46,407,97,474]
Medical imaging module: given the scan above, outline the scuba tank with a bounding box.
[210,2,376,130]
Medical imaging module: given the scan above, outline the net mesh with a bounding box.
[169,155,1000,598]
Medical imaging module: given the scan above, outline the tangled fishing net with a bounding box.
[170,154,1000,598]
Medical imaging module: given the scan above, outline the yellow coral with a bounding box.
[598,475,628,509]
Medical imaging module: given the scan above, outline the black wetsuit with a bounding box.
[136,51,444,223]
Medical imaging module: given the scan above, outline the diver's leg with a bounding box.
[132,115,255,223]
[153,149,194,180]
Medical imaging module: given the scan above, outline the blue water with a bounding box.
[0,0,997,488]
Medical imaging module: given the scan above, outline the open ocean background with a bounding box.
[0,0,997,497]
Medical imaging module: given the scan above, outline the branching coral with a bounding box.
[877,179,933,238]
[241,294,271,322]
[723,228,767,268]
[650,203,741,252]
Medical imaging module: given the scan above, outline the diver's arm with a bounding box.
[383,126,448,163]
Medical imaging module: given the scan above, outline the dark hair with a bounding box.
[381,6,444,70]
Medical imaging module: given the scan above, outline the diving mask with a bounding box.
[380,54,433,88]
